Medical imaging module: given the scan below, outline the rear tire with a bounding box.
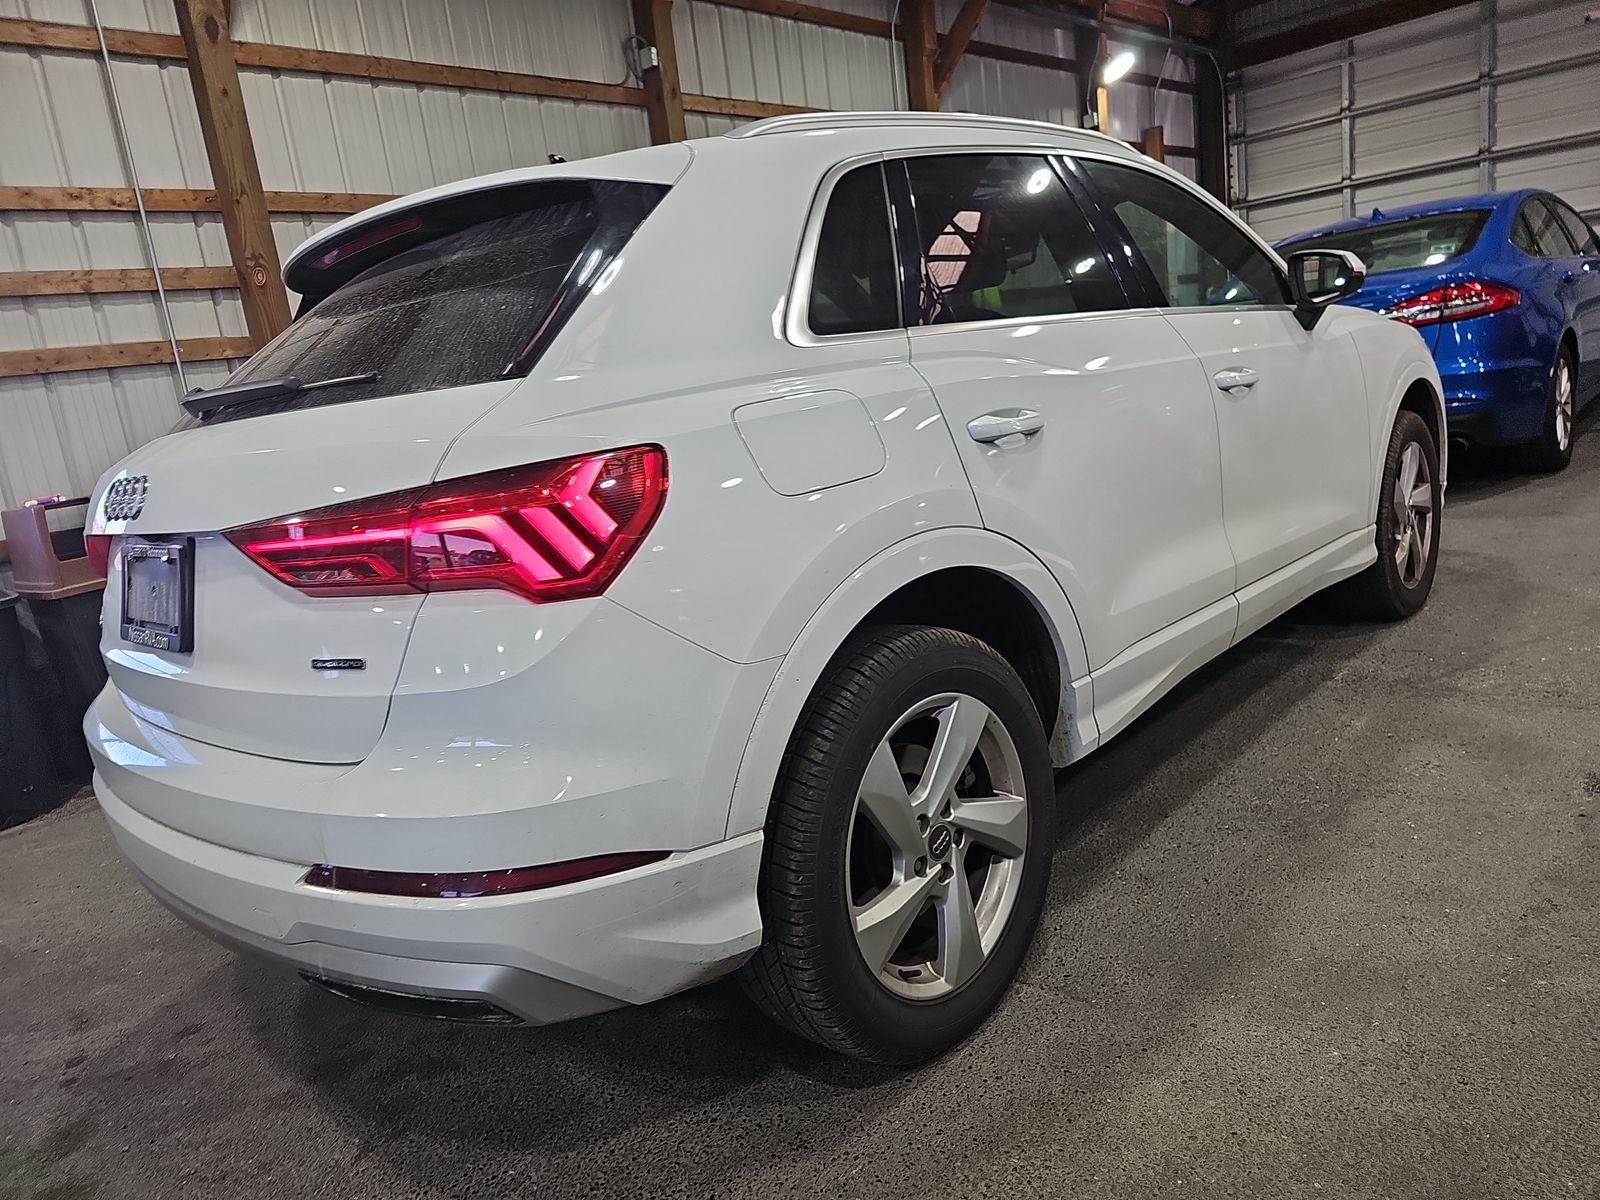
[1337,410,1441,621]
[1522,342,1577,473]
[739,625,1055,1064]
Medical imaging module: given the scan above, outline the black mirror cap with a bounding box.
[1287,248,1367,329]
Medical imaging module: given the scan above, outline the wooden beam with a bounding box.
[0,266,238,297]
[934,0,992,93]
[682,94,813,119]
[966,39,1075,74]
[2,12,1112,124]
[0,18,647,108]
[1193,54,1227,199]
[630,0,688,143]
[0,185,393,214]
[0,335,254,379]
[233,41,645,107]
[902,0,939,111]
[1233,0,1478,68]
[0,15,186,60]
[173,0,290,348]
[1141,125,1165,163]
[1045,0,1215,41]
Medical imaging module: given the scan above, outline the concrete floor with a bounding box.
[4,432,1599,1200]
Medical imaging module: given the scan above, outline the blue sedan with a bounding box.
[1279,190,1600,470]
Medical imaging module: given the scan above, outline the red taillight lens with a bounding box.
[302,851,668,898]
[85,534,114,576]
[226,445,666,603]
[1381,280,1519,326]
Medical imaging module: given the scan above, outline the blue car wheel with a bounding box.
[1524,342,1577,472]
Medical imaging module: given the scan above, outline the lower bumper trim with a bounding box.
[300,974,525,1025]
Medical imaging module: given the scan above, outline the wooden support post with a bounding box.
[172,0,290,347]
[902,0,939,111]
[630,0,687,143]
[933,0,991,94]
[1140,125,1165,162]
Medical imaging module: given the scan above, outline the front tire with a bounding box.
[1339,410,1441,620]
[739,625,1055,1064]
[1523,342,1577,473]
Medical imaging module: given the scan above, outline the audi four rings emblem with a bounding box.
[103,475,149,521]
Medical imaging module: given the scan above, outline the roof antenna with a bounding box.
[1370,207,1385,221]
[548,153,567,164]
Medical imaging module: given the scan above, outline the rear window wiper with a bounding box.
[181,372,377,418]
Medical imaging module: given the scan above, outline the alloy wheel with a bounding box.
[846,693,1029,1001]
[1392,441,1434,589]
[1554,356,1574,452]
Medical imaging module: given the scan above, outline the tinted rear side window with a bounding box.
[808,164,900,336]
[1520,198,1575,257]
[187,180,666,425]
[902,154,1126,324]
[1550,200,1600,255]
[1511,208,1544,256]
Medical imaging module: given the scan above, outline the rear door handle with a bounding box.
[967,409,1045,444]
[1213,367,1260,393]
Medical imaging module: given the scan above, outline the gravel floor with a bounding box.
[3,427,1598,1200]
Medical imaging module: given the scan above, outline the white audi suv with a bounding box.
[85,113,1444,1064]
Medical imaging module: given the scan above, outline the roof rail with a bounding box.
[725,111,1100,141]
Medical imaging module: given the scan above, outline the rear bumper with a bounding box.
[1435,321,1549,445]
[96,773,764,1022]
[84,587,779,1021]
[1439,364,1547,445]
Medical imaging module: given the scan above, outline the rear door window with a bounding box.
[899,154,1127,324]
[1511,208,1544,256]
[808,164,901,336]
[190,180,666,425]
[1520,198,1576,258]
[1549,199,1600,255]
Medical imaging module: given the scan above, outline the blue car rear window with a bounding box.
[1280,210,1490,274]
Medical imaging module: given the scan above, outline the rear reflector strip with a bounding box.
[301,850,669,899]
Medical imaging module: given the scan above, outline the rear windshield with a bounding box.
[183,180,666,426]
[1279,210,1490,275]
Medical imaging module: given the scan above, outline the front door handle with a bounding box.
[967,409,1045,444]
[1213,366,1260,393]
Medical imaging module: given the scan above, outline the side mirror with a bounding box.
[1286,249,1367,330]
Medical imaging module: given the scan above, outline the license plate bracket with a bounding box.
[121,539,194,653]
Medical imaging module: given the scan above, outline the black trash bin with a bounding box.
[0,589,64,829]
[2,498,106,785]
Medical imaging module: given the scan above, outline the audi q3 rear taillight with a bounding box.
[1381,280,1519,326]
[226,446,666,602]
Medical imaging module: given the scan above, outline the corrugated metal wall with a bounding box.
[675,0,904,138]
[1230,0,1600,242]
[1,0,1198,513]
[0,0,241,514]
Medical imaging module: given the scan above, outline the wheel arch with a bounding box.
[1372,364,1448,512]
[723,528,1093,839]
[1559,325,1579,368]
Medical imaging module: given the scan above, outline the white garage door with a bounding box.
[1229,0,1600,243]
